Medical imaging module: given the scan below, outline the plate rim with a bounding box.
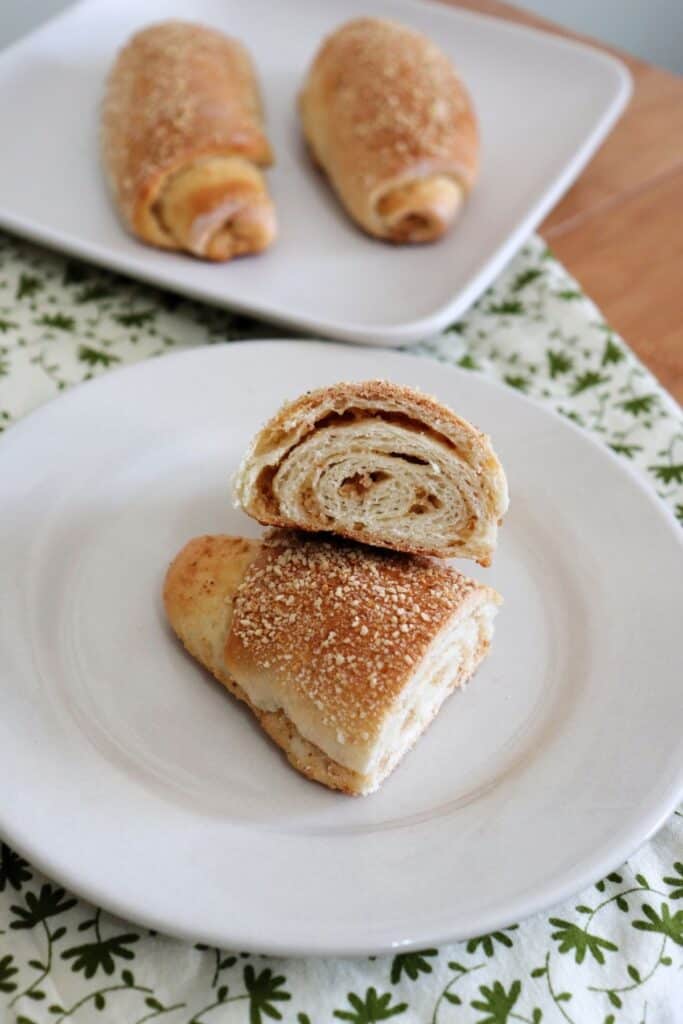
[0,0,632,347]
[1,801,676,958]
[1,339,681,957]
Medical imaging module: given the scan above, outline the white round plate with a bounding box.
[1,341,682,956]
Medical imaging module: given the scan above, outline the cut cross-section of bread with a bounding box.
[164,531,501,795]
[234,380,508,565]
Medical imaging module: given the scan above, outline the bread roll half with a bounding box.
[234,381,508,565]
[164,532,500,795]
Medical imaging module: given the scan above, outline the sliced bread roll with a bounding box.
[234,380,508,565]
[164,531,501,795]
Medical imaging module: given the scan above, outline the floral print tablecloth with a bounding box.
[0,230,681,1024]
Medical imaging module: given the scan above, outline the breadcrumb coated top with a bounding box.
[227,531,484,740]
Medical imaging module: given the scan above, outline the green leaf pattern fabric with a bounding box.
[0,229,681,1022]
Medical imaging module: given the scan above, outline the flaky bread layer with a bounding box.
[374,175,464,242]
[154,156,276,260]
[234,380,508,565]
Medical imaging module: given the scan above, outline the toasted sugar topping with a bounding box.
[254,379,487,458]
[312,18,475,185]
[102,21,269,217]
[229,532,480,740]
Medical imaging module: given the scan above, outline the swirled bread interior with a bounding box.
[234,381,508,565]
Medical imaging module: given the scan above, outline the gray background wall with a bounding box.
[0,0,681,74]
[519,0,683,74]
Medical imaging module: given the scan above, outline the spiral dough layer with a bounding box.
[234,381,508,565]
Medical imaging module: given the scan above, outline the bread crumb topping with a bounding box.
[229,531,479,739]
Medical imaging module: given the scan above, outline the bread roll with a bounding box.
[102,21,276,260]
[299,17,478,242]
[234,380,508,565]
[164,532,500,795]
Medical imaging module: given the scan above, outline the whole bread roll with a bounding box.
[299,17,478,242]
[234,380,508,565]
[164,532,501,795]
[102,21,276,260]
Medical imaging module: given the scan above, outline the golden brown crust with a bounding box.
[249,379,486,458]
[101,21,276,258]
[253,624,491,795]
[163,533,370,794]
[163,534,262,674]
[251,708,367,795]
[164,532,499,795]
[234,379,509,563]
[155,156,275,260]
[225,531,489,746]
[299,17,478,241]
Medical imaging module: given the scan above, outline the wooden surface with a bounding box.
[448,0,683,402]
